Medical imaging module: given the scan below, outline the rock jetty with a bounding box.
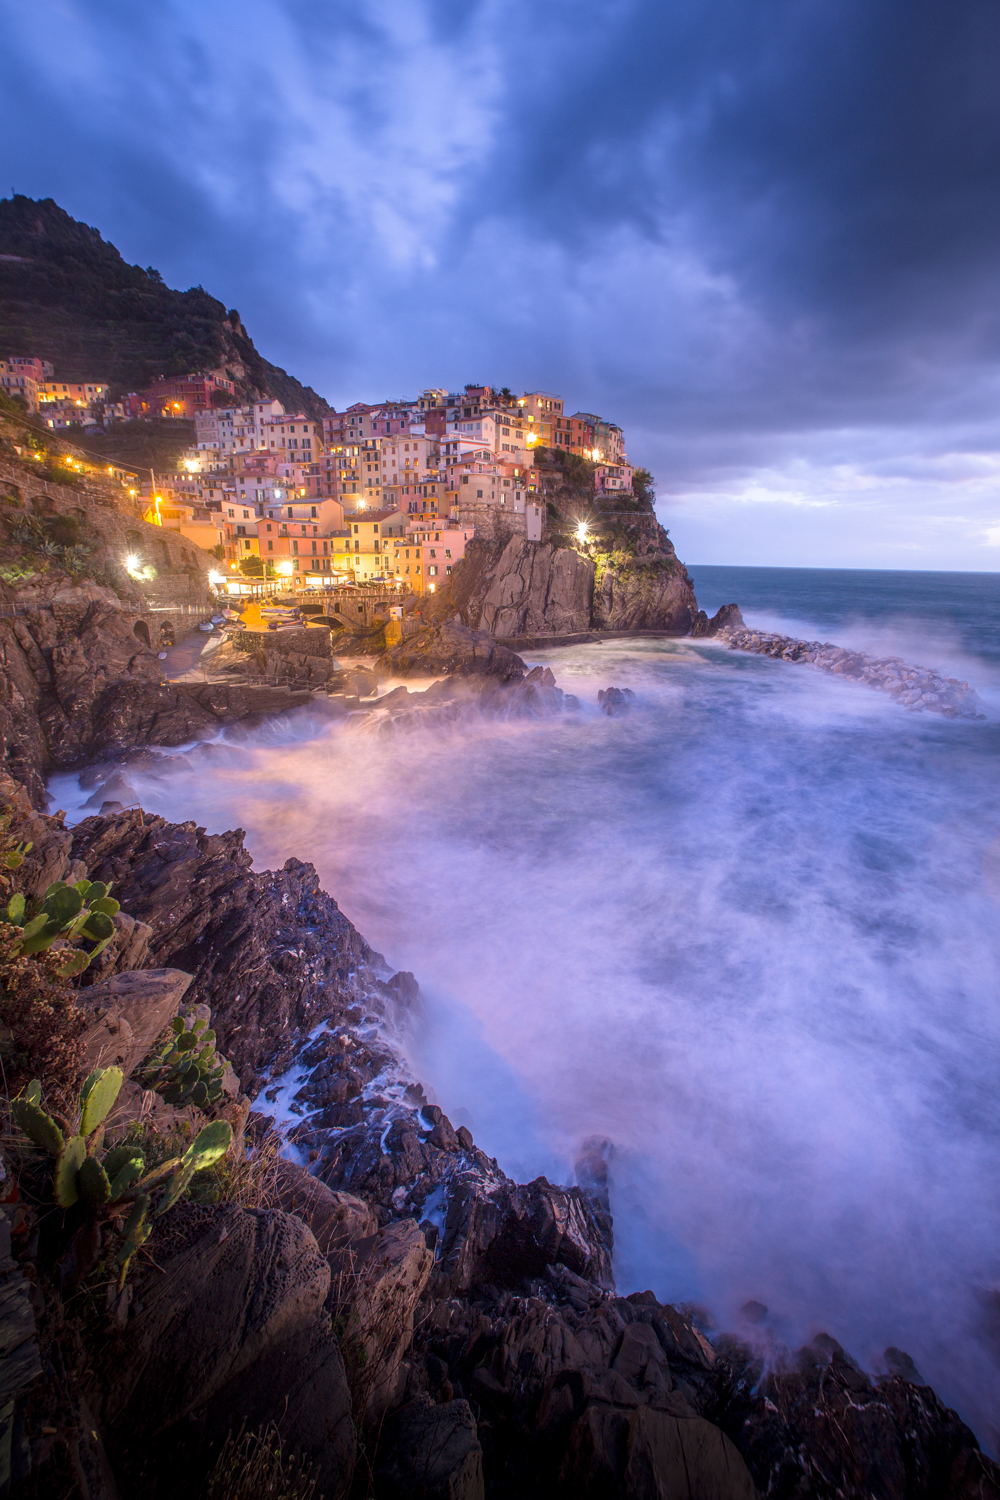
[720,626,985,719]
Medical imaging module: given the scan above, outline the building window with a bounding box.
[267,541,273,551]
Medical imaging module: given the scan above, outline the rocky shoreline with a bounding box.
[719,624,985,718]
[2,779,996,1499]
[0,444,995,1492]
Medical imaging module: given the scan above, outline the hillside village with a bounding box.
[0,356,635,597]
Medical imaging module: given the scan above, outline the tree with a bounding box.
[632,467,655,506]
[238,555,264,577]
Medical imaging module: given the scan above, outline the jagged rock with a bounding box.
[0,586,323,805]
[349,1219,435,1418]
[598,686,635,716]
[363,667,571,734]
[560,1405,756,1500]
[343,665,379,697]
[101,1203,354,1498]
[274,1156,379,1260]
[690,603,746,637]
[714,1331,1000,1500]
[373,1394,484,1500]
[78,966,193,1076]
[720,627,984,718]
[69,812,382,1085]
[377,620,526,683]
[80,908,154,984]
[455,537,594,637]
[435,1173,614,1295]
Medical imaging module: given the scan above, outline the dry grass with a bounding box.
[208,1124,286,1211]
[206,1424,318,1500]
[0,925,87,1114]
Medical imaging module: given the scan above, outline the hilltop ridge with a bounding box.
[0,196,330,419]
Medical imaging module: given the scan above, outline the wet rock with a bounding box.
[739,1299,768,1325]
[434,1173,614,1294]
[714,1330,1000,1500]
[598,686,635,716]
[377,620,526,683]
[70,813,380,1085]
[719,627,984,718]
[690,602,747,637]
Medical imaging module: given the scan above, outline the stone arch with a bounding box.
[132,620,151,648]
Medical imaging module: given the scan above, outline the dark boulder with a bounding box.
[435,1173,614,1294]
[690,603,746,637]
[560,1405,756,1500]
[377,620,526,683]
[101,1203,354,1498]
[373,1394,484,1500]
[598,686,635,716]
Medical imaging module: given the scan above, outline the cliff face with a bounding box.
[451,514,697,640]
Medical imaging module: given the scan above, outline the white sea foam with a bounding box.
[53,636,1000,1443]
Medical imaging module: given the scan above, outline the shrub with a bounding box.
[0,926,87,1110]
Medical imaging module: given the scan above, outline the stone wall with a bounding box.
[231,626,333,659]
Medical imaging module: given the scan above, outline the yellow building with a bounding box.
[38,380,109,407]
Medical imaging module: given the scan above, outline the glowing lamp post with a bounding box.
[575,521,590,545]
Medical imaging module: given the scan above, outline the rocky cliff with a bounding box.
[4,785,998,1500]
[448,461,699,639]
[450,527,697,640]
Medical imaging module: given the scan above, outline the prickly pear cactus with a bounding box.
[139,1007,228,1109]
[9,1072,233,1286]
[0,876,123,977]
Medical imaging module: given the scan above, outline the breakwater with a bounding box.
[719,626,985,718]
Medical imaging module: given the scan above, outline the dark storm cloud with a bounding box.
[3,0,1000,563]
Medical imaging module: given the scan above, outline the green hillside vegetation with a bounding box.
[0,196,331,419]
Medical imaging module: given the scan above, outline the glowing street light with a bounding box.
[575,521,590,545]
[208,570,225,587]
[276,560,294,576]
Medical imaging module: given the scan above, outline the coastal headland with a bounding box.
[0,394,995,1500]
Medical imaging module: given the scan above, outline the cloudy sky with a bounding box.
[4,0,1000,568]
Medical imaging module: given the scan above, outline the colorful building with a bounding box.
[142,372,236,420]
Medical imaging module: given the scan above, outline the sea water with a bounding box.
[50,567,1000,1441]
